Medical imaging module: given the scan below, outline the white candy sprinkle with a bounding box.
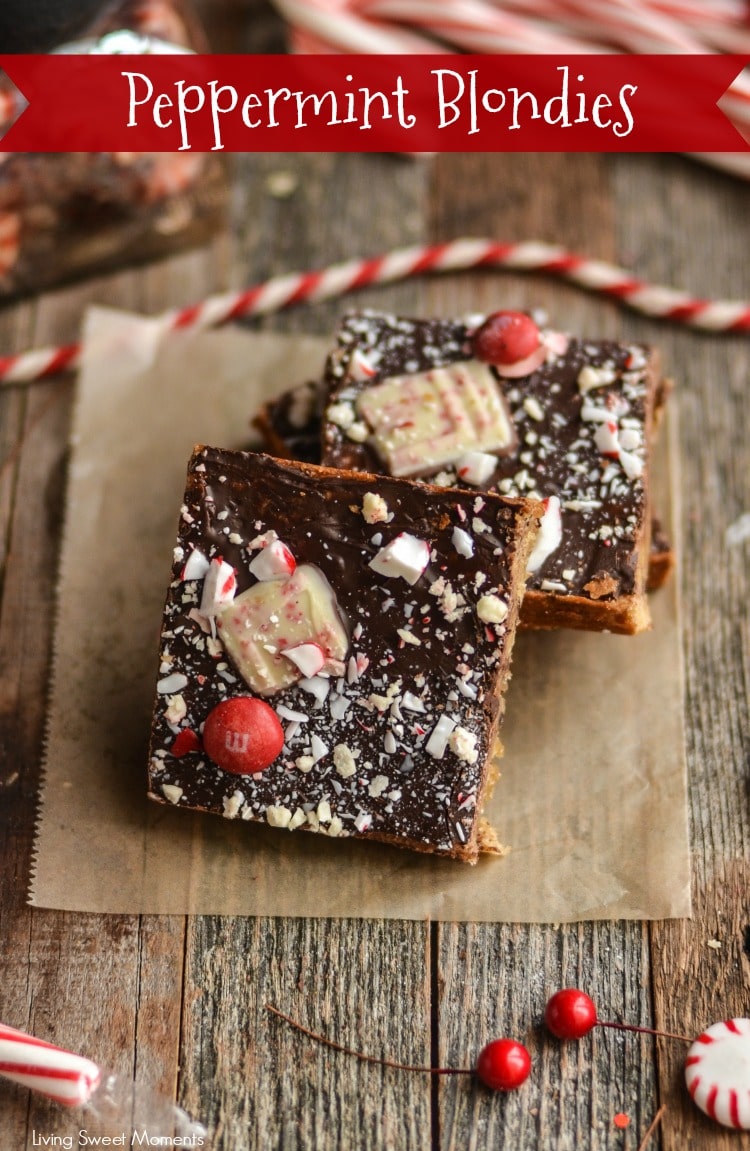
[311,734,329,762]
[523,396,544,421]
[456,450,497,486]
[476,594,509,624]
[276,705,310,723]
[298,676,331,704]
[334,744,358,778]
[266,805,293,828]
[426,715,456,759]
[223,790,245,819]
[161,784,183,804]
[157,673,189,694]
[164,694,187,725]
[526,496,563,573]
[578,364,617,393]
[283,642,325,678]
[369,533,430,585]
[619,448,643,479]
[182,548,210,581]
[362,492,389,524]
[326,402,355,429]
[449,726,479,764]
[401,691,426,713]
[452,527,475,557]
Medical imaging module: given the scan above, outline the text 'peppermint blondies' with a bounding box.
[148,449,542,863]
[320,310,666,635]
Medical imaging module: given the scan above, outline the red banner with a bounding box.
[1,53,747,153]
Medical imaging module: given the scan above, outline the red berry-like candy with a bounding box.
[472,311,541,366]
[544,989,598,1040]
[475,1039,532,1091]
[203,697,283,775]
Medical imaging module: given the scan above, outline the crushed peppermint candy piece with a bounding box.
[157,672,189,694]
[350,349,377,380]
[181,548,210,581]
[199,558,237,618]
[578,364,617,393]
[594,421,621,458]
[425,714,457,759]
[369,533,430,585]
[283,642,327,678]
[456,450,498,486]
[452,526,475,558]
[248,539,296,581]
[526,496,563,574]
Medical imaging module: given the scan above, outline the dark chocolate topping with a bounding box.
[148,449,539,858]
[322,311,656,604]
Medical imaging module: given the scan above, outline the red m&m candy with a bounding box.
[472,310,541,367]
[203,697,283,775]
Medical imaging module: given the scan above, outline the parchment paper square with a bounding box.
[30,305,690,921]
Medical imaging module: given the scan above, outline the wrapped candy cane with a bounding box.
[0,1021,208,1141]
[0,1023,100,1106]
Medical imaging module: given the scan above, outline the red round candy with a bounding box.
[544,989,598,1040]
[472,311,540,366]
[203,697,283,775]
[475,1038,532,1091]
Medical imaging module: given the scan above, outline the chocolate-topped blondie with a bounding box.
[318,310,665,635]
[147,449,542,862]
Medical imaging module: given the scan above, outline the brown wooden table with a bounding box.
[1,5,750,1148]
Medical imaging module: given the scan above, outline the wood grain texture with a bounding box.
[612,154,750,1151]
[181,918,431,1150]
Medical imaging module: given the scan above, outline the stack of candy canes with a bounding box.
[271,0,750,180]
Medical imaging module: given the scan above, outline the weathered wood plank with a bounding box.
[427,151,658,1151]
[182,917,431,1150]
[0,265,202,1146]
[612,153,750,1151]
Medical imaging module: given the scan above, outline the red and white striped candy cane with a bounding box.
[0,1022,101,1107]
[272,0,750,178]
[1,237,749,386]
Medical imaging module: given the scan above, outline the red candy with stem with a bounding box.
[203,697,283,775]
[475,1039,532,1091]
[545,989,598,1040]
[472,310,541,366]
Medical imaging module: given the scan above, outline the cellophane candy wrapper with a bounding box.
[0,0,227,302]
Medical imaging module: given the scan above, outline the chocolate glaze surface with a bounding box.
[148,449,540,860]
[321,311,659,615]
